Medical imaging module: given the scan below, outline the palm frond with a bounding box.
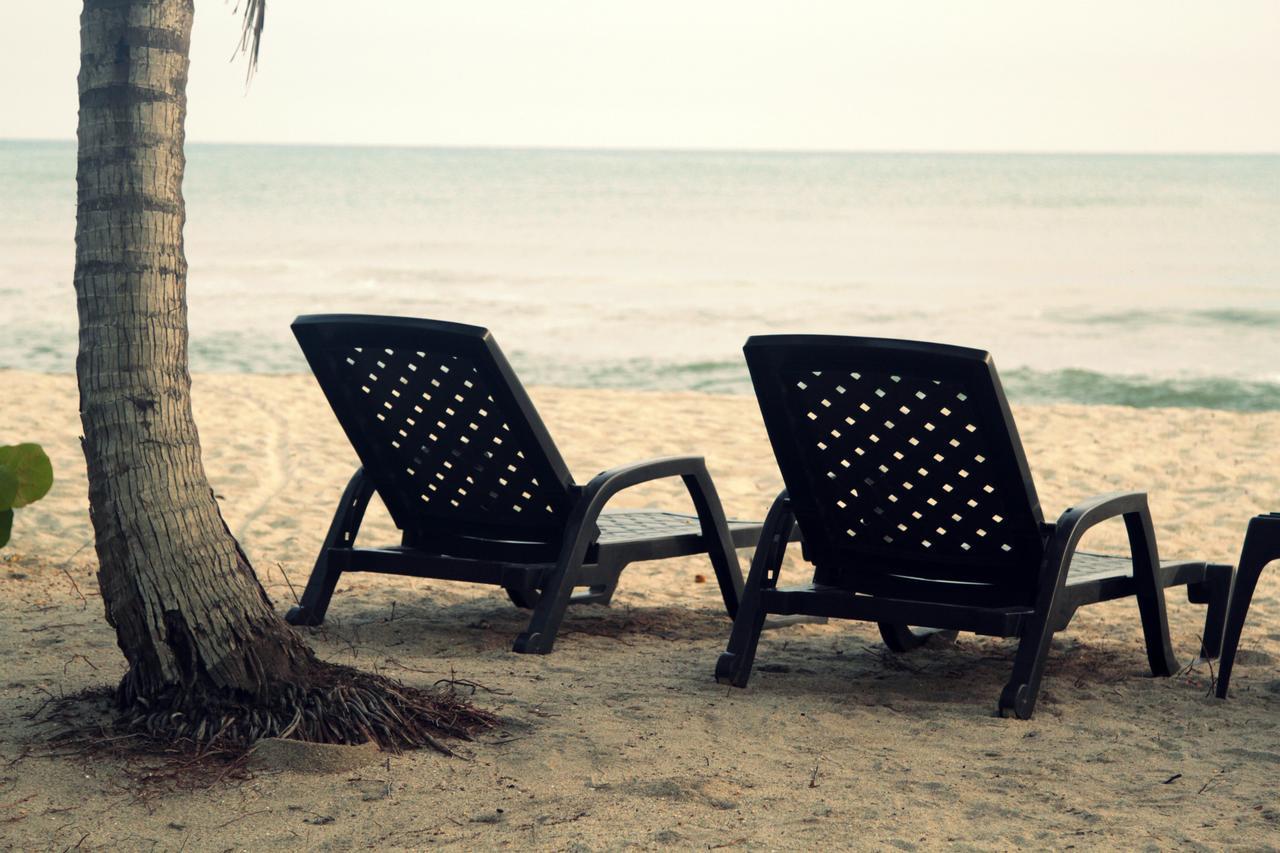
[234,0,266,78]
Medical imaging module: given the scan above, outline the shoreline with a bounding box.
[6,365,1280,414]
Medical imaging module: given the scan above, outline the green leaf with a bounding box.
[0,444,53,508]
[0,464,16,511]
[0,509,11,548]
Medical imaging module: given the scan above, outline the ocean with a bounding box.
[2,140,1278,410]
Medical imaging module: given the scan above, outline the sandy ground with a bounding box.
[1,369,1278,851]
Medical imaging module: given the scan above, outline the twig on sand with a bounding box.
[383,658,435,676]
[1,746,35,768]
[62,830,90,851]
[381,660,513,697]
[24,684,69,721]
[56,539,93,606]
[63,654,99,675]
[1172,639,1218,696]
[0,793,35,824]
[21,623,82,634]
[1200,642,1217,696]
[434,677,513,697]
[214,808,271,829]
[277,561,300,604]
[0,794,36,809]
[324,621,361,659]
[531,810,589,828]
[58,566,88,607]
[287,805,336,822]
[1198,770,1225,795]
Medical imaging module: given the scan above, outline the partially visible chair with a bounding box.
[289,314,759,654]
[716,334,1233,718]
[1215,513,1280,698]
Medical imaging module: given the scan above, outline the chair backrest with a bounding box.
[293,315,577,548]
[745,335,1047,605]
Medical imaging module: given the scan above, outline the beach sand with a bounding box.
[2,370,1278,850]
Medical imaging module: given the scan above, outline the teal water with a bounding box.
[2,140,1278,410]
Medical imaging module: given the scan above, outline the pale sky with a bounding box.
[3,1,1278,152]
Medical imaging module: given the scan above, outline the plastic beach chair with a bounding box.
[287,314,758,654]
[716,334,1233,718]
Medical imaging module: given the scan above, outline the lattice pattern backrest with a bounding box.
[747,336,1046,585]
[295,316,576,541]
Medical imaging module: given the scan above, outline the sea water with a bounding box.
[2,140,1277,409]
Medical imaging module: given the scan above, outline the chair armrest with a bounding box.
[1001,490,1171,717]
[579,455,710,504]
[561,455,745,614]
[1052,491,1149,546]
[1044,491,1156,586]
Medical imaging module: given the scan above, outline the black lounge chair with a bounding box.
[1215,513,1280,698]
[289,314,755,654]
[716,335,1233,718]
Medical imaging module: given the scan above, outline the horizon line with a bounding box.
[4,136,1279,157]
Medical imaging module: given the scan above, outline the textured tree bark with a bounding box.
[72,0,495,751]
[74,0,312,704]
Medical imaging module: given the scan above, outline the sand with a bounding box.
[1,369,1278,850]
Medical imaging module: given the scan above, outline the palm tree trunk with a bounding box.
[74,0,311,703]
[73,0,494,751]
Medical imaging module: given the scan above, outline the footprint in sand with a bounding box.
[225,387,297,555]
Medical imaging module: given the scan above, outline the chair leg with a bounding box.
[512,522,598,655]
[1217,514,1280,698]
[682,465,745,618]
[286,551,344,627]
[286,468,373,627]
[1190,563,1233,660]
[1216,567,1262,699]
[715,593,767,687]
[1124,509,1180,677]
[998,601,1064,720]
[716,493,793,687]
[999,535,1076,719]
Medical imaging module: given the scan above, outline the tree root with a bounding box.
[115,659,499,755]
